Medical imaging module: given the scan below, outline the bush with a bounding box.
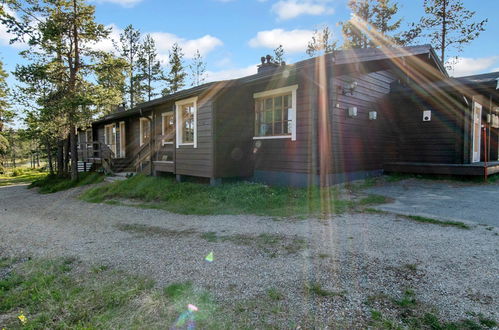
[0,165,4,175]
[11,168,24,177]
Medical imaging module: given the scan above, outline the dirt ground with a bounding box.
[0,183,497,327]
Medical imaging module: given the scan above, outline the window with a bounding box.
[161,112,175,145]
[175,97,198,148]
[86,129,93,144]
[253,85,297,141]
[139,117,150,147]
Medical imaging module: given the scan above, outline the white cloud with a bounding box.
[248,28,314,53]
[93,0,144,8]
[271,0,333,20]
[448,56,499,77]
[206,64,257,82]
[151,33,223,59]
[89,24,223,63]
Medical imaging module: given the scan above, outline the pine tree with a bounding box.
[341,0,405,48]
[163,43,186,96]
[116,24,143,108]
[94,52,127,115]
[138,34,162,101]
[306,26,337,57]
[414,0,487,64]
[372,0,403,46]
[341,0,373,49]
[273,45,285,64]
[1,0,108,180]
[189,49,207,87]
[0,60,12,133]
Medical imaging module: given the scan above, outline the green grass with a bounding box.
[304,282,346,298]
[0,257,225,329]
[367,289,498,330]
[405,215,470,229]
[29,172,104,194]
[0,168,48,187]
[81,174,388,217]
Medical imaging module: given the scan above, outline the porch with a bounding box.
[384,161,499,177]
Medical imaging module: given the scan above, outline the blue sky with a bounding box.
[1,0,498,88]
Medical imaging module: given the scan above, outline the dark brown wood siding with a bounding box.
[174,96,214,178]
[329,70,398,174]
[388,91,466,164]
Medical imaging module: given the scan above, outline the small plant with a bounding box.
[404,263,417,272]
[305,282,345,298]
[267,288,284,301]
[393,289,417,308]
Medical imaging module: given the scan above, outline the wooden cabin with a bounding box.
[78,45,499,186]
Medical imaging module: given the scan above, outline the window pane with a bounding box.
[265,98,273,111]
[181,104,194,143]
[274,122,283,135]
[274,96,282,108]
[264,110,272,123]
[254,92,293,137]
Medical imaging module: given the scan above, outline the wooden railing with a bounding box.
[133,142,151,173]
[77,141,115,174]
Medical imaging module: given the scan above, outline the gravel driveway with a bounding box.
[0,183,498,327]
[366,179,499,227]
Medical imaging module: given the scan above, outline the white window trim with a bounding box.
[161,111,174,146]
[104,123,114,146]
[175,96,198,148]
[253,84,298,141]
[139,117,150,147]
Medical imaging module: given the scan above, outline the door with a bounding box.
[472,101,482,163]
[104,124,117,156]
[119,121,126,158]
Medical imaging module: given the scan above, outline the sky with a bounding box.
[0,0,498,107]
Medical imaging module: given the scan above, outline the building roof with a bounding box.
[391,71,499,99]
[94,44,444,125]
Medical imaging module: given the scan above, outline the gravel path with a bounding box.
[0,184,498,327]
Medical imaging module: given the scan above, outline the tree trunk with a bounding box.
[46,140,54,175]
[64,137,70,176]
[57,139,64,176]
[441,0,447,63]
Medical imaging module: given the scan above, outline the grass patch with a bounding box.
[359,194,390,205]
[116,223,196,237]
[0,257,227,329]
[164,281,193,299]
[200,232,308,255]
[305,282,346,298]
[367,290,498,330]
[405,215,470,229]
[266,288,284,301]
[81,174,389,217]
[29,172,104,194]
[0,168,48,187]
[115,223,307,255]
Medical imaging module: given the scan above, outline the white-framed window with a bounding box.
[139,117,150,147]
[175,96,198,148]
[253,85,297,141]
[161,112,175,145]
